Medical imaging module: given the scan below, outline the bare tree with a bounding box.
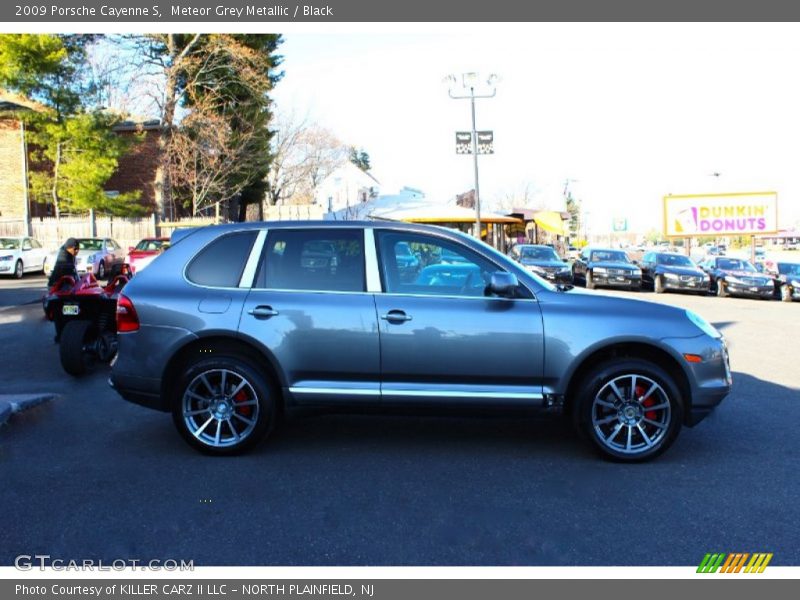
[266,110,348,207]
[166,36,275,216]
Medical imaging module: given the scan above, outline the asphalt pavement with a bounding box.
[0,275,798,566]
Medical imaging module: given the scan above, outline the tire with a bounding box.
[654,275,665,294]
[14,260,23,279]
[97,260,106,280]
[782,284,793,302]
[59,320,95,376]
[717,280,729,298]
[574,358,684,462]
[43,259,51,277]
[171,354,276,455]
[586,270,595,290]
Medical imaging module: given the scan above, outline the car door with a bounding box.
[27,238,46,271]
[373,229,545,406]
[239,227,382,405]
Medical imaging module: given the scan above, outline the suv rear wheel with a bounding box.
[172,354,276,455]
[575,359,683,462]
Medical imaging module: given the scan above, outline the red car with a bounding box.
[125,237,170,274]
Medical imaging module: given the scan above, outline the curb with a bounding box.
[0,394,58,426]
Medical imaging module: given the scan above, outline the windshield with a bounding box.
[717,258,756,272]
[590,250,630,263]
[0,238,20,250]
[657,254,694,267]
[134,239,168,252]
[778,263,800,276]
[77,239,103,251]
[520,246,559,261]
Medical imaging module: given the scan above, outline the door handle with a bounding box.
[248,305,279,318]
[381,310,412,323]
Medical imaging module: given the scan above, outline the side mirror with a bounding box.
[489,272,519,297]
[632,260,639,265]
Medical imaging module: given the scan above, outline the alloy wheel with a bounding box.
[591,373,671,455]
[181,368,261,448]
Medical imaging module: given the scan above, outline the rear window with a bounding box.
[186,231,258,288]
[258,229,365,292]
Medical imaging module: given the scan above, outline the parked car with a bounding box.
[770,262,800,302]
[509,244,573,284]
[0,236,48,278]
[572,247,642,290]
[111,222,731,462]
[639,252,710,294]
[125,237,170,274]
[699,256,774,299]
[45,238,126,279]
[566,246,581,261]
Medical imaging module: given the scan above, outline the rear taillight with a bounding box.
[116,294,140,332]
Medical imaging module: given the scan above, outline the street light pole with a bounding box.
[469,91,481,237]
[446,73,498,240]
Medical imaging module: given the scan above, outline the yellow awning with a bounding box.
[532,211,567,235]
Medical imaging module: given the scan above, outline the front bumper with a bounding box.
[594,274,641,288]
[662,277,709,292]
[726,282,774,298]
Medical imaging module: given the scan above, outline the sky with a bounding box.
[270,24,800,235]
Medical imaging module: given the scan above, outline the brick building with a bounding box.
[0,90,162,219]
[0,93,44,219]
[105,120,162,214]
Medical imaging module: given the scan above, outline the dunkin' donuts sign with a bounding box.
[663,192,778,237]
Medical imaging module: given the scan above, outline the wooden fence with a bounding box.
[0,204,326,251]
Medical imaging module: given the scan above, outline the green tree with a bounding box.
[1,33,142,217]
[28,112,142,217]
[349,146,371,172]
[0,34,96,120]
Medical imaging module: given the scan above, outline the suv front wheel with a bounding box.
[172,354,276,455]
[575,359,683,462]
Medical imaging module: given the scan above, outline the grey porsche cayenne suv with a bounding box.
[110,221,731,461]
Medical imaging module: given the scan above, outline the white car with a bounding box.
[0,236,48,278]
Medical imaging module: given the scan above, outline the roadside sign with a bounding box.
[663,192,778,237]
[455,131,494,154]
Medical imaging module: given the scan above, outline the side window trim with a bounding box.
[238,229,268,288]
[364,228,382,293]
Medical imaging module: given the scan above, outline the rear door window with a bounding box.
[257,229,365,292]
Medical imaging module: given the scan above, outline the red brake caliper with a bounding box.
[234,390,252,416]
[637,385,657,420]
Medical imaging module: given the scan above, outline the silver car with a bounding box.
[111,222,731,461]
[45,238,126,280]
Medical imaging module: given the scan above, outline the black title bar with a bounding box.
[4,0,800,22]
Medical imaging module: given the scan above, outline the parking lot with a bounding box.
[0,273,798,566]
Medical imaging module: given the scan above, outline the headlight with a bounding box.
[527,265,546,274]
[558,268,571,274]
[87,255,96,264]
[593,267,607,274]
[631,268,642,276]
[664,272,679,279]
[0,256,12,262]
[686,309,722,339]
[792,280,800,287]
[725,275,742,284]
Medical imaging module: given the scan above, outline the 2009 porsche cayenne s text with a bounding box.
[110,222,731,461]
